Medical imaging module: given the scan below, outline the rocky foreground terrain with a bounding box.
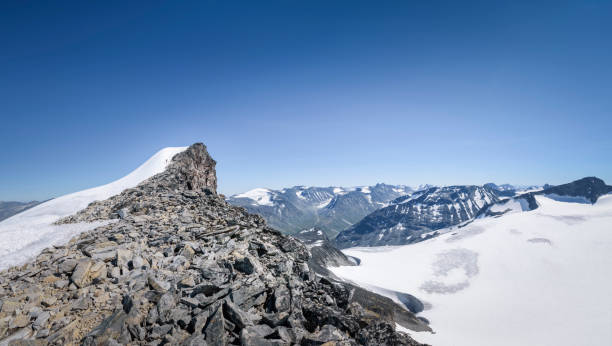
[0,144,425,345]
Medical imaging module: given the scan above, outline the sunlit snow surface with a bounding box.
[331,195,612,346]
[234,188,274,206]
[0,146,187,270]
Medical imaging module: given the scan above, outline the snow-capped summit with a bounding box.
[232,188,274,206]
[0,146,187,270]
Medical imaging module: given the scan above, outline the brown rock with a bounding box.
[1,301,20,314]
[71,260,107,288]
[9,314,30,329]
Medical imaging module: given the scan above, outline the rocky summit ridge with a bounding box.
[0,143,424,345]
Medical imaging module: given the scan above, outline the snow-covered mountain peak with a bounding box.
[0,145,188,270]
[233,188,275,206]
[2,146,187,226]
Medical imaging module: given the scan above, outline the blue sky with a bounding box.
[1,1,611,201]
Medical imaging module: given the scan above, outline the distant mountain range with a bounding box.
[227,182,538,239]
[227,183,413,237]
[0,200,41,221]
[229,178,611,249]
[336,177,611,248]
[335,185,500,248]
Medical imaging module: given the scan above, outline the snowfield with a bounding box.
[0,146,187,270]
[234,188,274,206]
[330,195,612,346]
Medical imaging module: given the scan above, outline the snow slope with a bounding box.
[233,188,274,206]
[331,195,612,346]
[0,146,187,270]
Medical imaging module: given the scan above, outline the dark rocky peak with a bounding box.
[150,142,217,194]
[517,177,612,207]
[539,177,611,203]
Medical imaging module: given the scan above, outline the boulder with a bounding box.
[203,305,225,346]
[71,259,107,288]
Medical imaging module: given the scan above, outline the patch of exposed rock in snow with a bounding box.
[331,195,612,346]
[0,146,187,270]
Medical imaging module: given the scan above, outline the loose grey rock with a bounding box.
[32,311,50,330]
[58,258,78,274]
[148,275,171,293]
[223,300,253,329]
[71,259,107,288]
[203,305,225,346]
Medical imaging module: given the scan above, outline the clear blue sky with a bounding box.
[1,1,611,201]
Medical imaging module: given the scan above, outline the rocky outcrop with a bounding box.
[0,143,425,345]
[164,143,218,194]
[293,228,357,278]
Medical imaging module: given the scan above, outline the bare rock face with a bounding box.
[161,142,218,194]
[0,143,426,345]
